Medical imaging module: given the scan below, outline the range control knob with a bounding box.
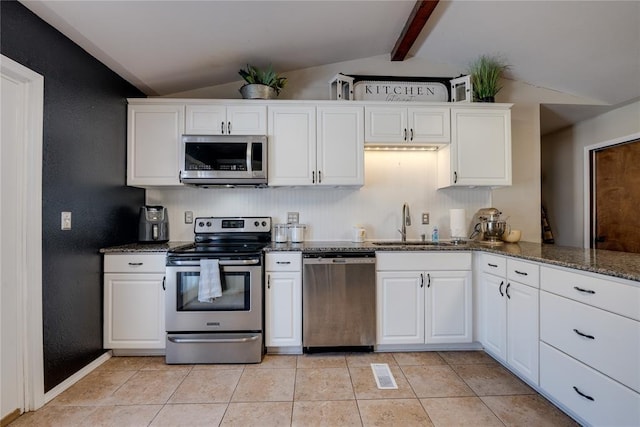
[261,221,267,227]
[206,221,212,227]
[198,221,205,227]
[254,221,260,227]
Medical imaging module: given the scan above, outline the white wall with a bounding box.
[161,54,596,243]
[147,150,491,242]
[541,100,640,247]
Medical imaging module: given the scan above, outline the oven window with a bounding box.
[175,271,251,311]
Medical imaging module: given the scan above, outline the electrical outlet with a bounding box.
[61,211,72,230]
[184,211,193,224]
[422,213,430,225]
[287,212,299,224]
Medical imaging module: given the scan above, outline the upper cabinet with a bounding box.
[127,103,184,187]
[185,104,267,135]
[365,106,450,146]
[437,105,512,188]
[268,104,364,187]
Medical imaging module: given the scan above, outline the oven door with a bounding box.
[165,258,262,332]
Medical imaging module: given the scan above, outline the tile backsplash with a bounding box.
[146,151,491,241]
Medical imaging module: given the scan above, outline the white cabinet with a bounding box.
[127,102,184,186]
[437,105,511,188]
[268,104,364,186]
[479,254,539,385]
[103,253,166,353]
[365,106,450,146]
[376,252,472,347]
[539,265,640,425]
[185,104,266,135]
[265,252,302,353]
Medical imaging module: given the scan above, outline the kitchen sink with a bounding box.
[371,241,466,247]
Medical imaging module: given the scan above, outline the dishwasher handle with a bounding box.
[303,256,376,265]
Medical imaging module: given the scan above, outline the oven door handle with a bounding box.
[167,335,260,344]
[167,259,260,267]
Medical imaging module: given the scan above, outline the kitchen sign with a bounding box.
[349,76,451,102]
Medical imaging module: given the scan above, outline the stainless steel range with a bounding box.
[165,216,271,364]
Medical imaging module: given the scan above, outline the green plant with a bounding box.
[467,55,509,101]
[238,64,287,95]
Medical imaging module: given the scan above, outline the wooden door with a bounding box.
[593,140,640,253]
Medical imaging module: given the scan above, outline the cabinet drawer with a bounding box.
[479,253,506,276]
[507,259,539,288]
[540,291,640,392]
[265,252,302,271]
[540,342,640,427]
[376,251,471,271]
[541,266,640,321]
[104,254,166,273]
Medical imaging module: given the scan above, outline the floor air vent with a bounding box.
[370,363,398,389]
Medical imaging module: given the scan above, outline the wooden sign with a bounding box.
[348,75,451,102]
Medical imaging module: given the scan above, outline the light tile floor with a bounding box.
[11,351,579,426]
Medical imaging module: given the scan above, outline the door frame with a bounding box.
[1,54,45,411]
[583,132,640,249]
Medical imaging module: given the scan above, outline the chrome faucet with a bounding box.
[398,202,411,242]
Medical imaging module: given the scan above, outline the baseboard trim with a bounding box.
[43,351,112,404]
[1,409,21,427]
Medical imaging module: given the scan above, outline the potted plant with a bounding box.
[238,64,287,99]
[467,55,509,102]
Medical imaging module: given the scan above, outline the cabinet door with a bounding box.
[185,104,226,134]
[376,271,424,345]
[104,273,166,349]
[408,107,450,144]
[506,281,539,385]
[365,106,407,143]
[425,270,472,344]
[265,271,302,347]
[127,104,184,186]
[316,106,364,186]
[226,105,267,135]
[268,105,316,186]
[480,272,507,362]
[450,107,511,186]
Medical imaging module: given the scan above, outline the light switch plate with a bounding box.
[184,211,193,224]
[61,211,72,230]
[422,213,430,224]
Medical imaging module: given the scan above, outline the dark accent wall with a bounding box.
[1,1,146,391]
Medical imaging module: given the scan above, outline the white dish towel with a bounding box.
[198,259,222,302]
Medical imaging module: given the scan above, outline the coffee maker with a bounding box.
[470,207,506,244]
[138,206,169,243]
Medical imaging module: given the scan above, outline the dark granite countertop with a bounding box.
[101,240,640,282]
[100,241,192,254]
[266,240,640,283]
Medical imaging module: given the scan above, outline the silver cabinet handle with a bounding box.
[454,171,458,184]
[420,273,424,288]
[574,286,595,295]
[515,270,528,276]
[221,121,225,134]
[276,261,291,265]
[427,273,431,288]
[403,128,407,141]
[128,262,143,266]
[312,171,315,184]
[410,128,414,141]
[267,275,270,289]
[228,121,232,133]
[318,171,322,183]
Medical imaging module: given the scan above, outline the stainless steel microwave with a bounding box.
[179,134,268,187]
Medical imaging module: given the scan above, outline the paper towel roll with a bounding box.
[449,209,467,239]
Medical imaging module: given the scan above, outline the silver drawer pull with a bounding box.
[515,270,528,276]
[574,286,595,295]
[276,261,291,264]
[573,328,595,340]
[128,262,143,266]
[488,263,498,268]
[573,386,595,401]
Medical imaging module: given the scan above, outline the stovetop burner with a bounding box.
[168,216,272,257]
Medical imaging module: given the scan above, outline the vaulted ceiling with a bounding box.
[19,0,640,132]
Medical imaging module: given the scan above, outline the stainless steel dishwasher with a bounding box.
[302,252,376,352]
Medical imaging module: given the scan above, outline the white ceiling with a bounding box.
[19,0,640,133]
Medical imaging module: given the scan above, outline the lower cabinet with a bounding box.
[376,252,472,347]
[479,254,539,386]
[103,253,166,352]
[264,252,302,353]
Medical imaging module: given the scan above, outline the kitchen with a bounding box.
[2,1,640,426]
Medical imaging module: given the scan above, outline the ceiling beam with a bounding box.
[390,0,440,61]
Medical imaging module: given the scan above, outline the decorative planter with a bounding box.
[239,84,277,99]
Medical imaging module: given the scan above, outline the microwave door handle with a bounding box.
[246,143,252,172]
